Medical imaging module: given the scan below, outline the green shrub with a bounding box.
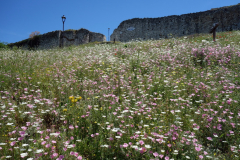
[0,41,9,49]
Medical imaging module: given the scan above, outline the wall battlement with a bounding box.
[111,3,240,42]
[9,28,106,50]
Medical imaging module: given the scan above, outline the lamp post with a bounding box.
[108,28,110,41]
[61,15,66,47]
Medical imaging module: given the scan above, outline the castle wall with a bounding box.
[9,28,106,50]
[110,4,240,42]
[38,31,61,49]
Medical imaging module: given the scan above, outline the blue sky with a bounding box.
[1,0,239,43]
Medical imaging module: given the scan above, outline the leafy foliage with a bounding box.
[0,41,8,49]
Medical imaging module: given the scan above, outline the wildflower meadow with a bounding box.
[0,31,240,160]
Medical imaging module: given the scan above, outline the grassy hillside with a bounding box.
[0,31,240,160]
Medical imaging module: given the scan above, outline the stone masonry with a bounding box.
[9,28,106,50]
[110,4,240,42]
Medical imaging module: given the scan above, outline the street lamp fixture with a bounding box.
[61,15,66,47]
[62,15,66,31]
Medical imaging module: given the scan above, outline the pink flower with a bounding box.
[165,156,169,160]
[123,143,128,148]
[41,141,46,145]
[58,155,64,159]
[10,141,16,146]
[53,153,58,157]
[27,104,33,108]
[45,144,51,148]
[21,126,27,130]
[153,152,159,157]
[195,147,201,152]
[139,140,144,145]
[18,137,24,141]
[77,156,82,160]
[227,99,231,104]
[199,155,203,159]
[69,125,74,130]
[207,137,212,141]
[74,152,79,157]
[159,154,164,159]
[88,105,92,109]
[139,147,147,154]
[52,140,57,143]
[19,131,25,136]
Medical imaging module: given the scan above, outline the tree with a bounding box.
[29,31,40,39]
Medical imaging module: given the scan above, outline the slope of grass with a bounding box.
[0,31,240,160]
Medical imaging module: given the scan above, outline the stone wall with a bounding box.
[61,29,106,47]
[39,31,61,49]
[9,28,106,50]
[111,3,240,42]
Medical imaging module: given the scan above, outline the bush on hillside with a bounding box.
[0,41,9,49]
[29,31,40,39]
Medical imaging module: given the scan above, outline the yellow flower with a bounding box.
[69,96,74,100]
[63,109,67,112]
[74,99,78,102]
[77,96,82,100]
